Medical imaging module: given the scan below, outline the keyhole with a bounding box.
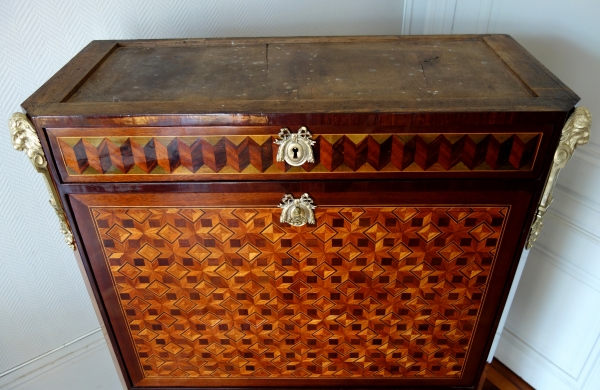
[292,147,299,159]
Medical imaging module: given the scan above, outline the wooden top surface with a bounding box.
[69,39,530,102]
[23,35,579,118]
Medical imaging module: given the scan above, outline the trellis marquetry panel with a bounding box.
[91,205,508,380]
[56,133,541,177]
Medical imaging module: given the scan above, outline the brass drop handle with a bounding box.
[278,193,316,227]
[274,126,316,166]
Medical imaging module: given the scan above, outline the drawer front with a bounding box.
[71,188,530,388]
[48,125,550,182]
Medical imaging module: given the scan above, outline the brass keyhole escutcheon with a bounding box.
[274,126,316,166]
[284,141,305,165]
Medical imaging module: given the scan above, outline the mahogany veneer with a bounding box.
[19,35,580,389]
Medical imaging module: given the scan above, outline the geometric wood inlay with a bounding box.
[92,206,509,379]
[59,133,541,176]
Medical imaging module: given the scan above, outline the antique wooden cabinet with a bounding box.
[10,35,592,389]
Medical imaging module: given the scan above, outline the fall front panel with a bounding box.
[70,190,529,388]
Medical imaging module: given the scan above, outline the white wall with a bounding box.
[487,1,600,389]
[0,0,405,385]
[403,4,600,389]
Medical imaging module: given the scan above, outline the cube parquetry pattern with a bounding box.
[93,205,508,379]
[57,133,541,176]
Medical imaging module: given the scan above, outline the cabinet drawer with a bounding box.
[48,125,550,183]
[70,184,531,388]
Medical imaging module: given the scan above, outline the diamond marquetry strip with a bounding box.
[57,133,542,177]
[236,244,261,261]
[364,223,390,242]
[186,244,211,262]
[117,263,141,279]
[469,222,495,242]
[312,263,335,279]
[95,205,508,379]
[180,328,201,342]
[290,313,312,327]
[136,244,161,262]
[287,243,312,261]
[416,224,442,242]
[335,313,357,327]
[107,224,131,242]
[313,297,335,312]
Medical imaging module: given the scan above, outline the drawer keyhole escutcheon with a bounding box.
[278,193,316,227]
[274,126,316,166]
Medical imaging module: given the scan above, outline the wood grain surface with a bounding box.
[22,35,578,118]
[66,41,531,103]
[93,205,508,380]
[70,186,533,388]
[478,359,535,390]
[50,130,543,181]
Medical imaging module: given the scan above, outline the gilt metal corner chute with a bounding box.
[9,112,76,250]
[526,107,592,249]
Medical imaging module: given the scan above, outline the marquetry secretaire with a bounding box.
[10,35,592,390]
